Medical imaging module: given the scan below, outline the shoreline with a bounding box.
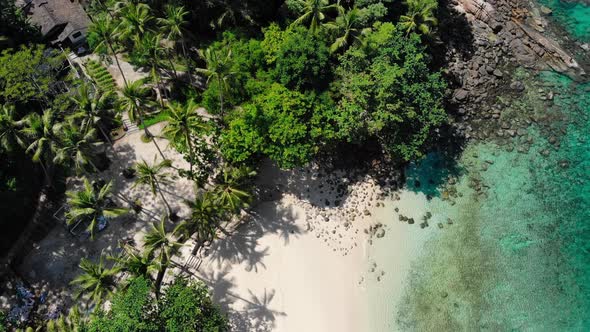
[184,161,439,331]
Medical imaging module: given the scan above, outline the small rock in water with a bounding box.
[375,228,386,238]
[510,81,525,92]
[559,160,570,169]
[408,218,415,225]
[540,5,553,15]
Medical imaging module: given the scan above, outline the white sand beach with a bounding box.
[183,161,440,331]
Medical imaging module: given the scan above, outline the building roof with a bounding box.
[24,0,91,42]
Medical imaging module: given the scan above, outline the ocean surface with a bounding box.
[376,1,590,330]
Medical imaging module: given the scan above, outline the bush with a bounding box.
[265,26,331,90]
[333,22,447,160]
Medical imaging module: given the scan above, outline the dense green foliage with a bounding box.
[333,22,446,160]
[221,83,335,168]
[159,278,228,332]
[0,0,38,49]
[216,19,446,166]
[89,277,227,332]
[0,45,64,104]
[88,277,158,332]
[267,26,331,90]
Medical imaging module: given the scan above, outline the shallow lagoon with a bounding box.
[386,2,590,330]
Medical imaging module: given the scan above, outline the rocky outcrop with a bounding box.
[445,0,587,142]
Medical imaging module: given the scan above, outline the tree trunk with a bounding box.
[154,66,165,108]
[181,42,193,85]
[39,159,52,187]
[150,136,167,163]
[167,52,178,80]
[136,103,167,161]
[191,239,202,255]
[185,129,194,178]
[154,259,167,295]
[98,123,113,147]
[218,76,224,117]
[154,177,174,218]
[108,41,128,86]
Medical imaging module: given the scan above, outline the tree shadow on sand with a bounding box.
[197,268,286,332]
[206,204,302,272]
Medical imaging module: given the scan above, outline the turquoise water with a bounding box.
[538,0,590,41]
[393,3,590,330]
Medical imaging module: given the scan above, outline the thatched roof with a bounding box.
[23,0,90,43]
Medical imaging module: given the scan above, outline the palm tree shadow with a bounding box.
[227,288,286,332]
[243,288,286,324]
[198,266,237,312]
[206,203,301,271]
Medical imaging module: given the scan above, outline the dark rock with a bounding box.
[454,89,470,101]
[491,21,503,33]
[375,228,385,238]
[510,81,525,92]
[540,6,553,15]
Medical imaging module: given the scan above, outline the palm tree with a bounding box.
[195,47,234,117]
[136,33,167,106]
[210,0,255,29]
[176,191,223,254]
[22,110,58,182]
[110,245,158,281]
[45,306,87,332]
[326,8,370,53]
[143,216,181,293]
[162,100,207,177]
[71,254,120,306]
[119,80,150,124]
[399,0,438,36]
[69,82,116,145]
[133,157,175,218]
[53,121,101,173]
[214,166,256,213]
[66,178,128,239]
[116,2,154,46]
[157,4,191,82]
[0,104,26,152]
[291,0,341,34]
[119,80,167,160]
[87,15,128,85]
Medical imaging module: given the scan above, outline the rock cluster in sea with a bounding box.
[444,0,586,150]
